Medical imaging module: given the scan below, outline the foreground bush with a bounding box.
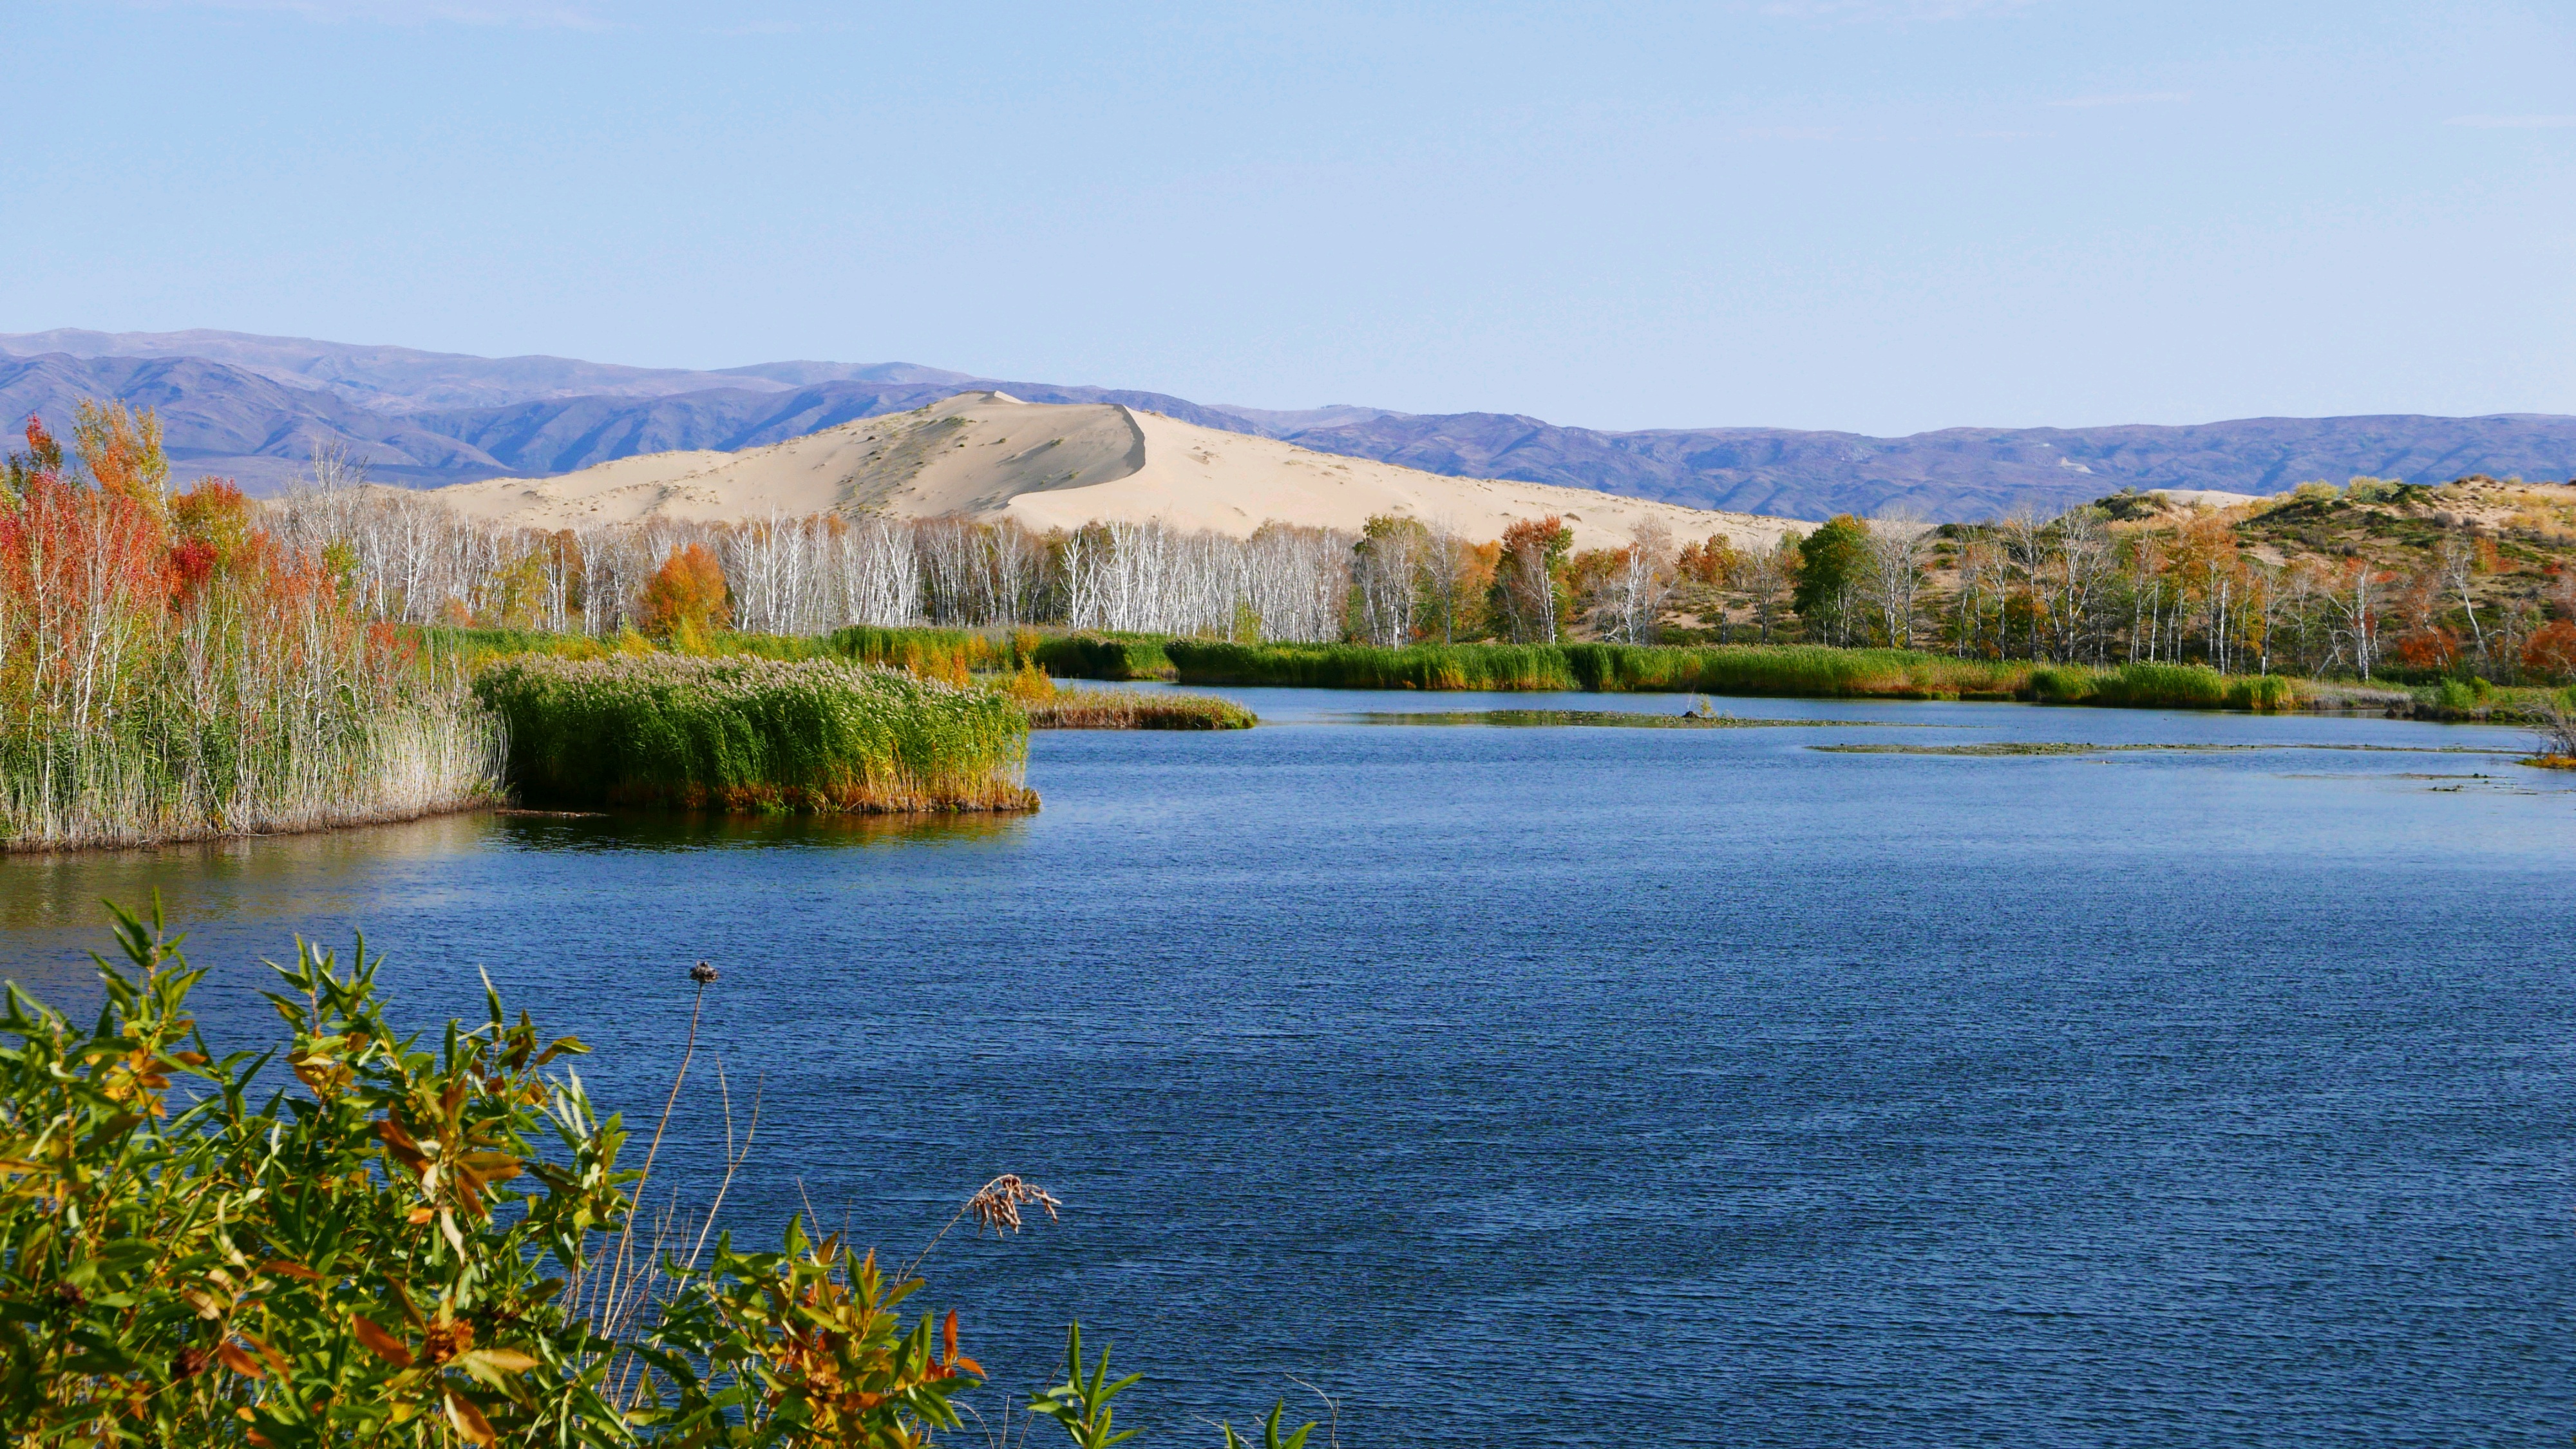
[0,906,996,1446]
[475,655,1037,813]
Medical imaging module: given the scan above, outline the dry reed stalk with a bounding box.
[898,1174,1064,1285]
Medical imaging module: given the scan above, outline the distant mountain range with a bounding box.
[3,328,2571,522]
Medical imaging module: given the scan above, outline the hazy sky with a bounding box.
[8,1,2572,433]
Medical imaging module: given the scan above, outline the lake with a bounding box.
[5,689,2572,1446]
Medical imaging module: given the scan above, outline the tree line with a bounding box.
[102,421,2576,686]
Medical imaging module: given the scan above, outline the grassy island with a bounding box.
[1023,689,1256,730]
[474,655,1036,813]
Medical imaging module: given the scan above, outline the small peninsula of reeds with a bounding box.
[1023,690,1255,730]
[3,410,502,851]
[473,654,1036,813]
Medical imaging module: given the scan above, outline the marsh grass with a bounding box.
[473,654,1035,813]
[1166,640,1575,690]
[1024,691,1256,730]
[1031,633,1177,681]
[5,593,504,853]
[1166,639,2309,711]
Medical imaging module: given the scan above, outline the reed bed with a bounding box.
[3,450,506,850]
[1166,639,1578,690]
[1024,690,1256,730]
[474,654,1035,813]
[1,679,502,851]
[1166,639,2312,712]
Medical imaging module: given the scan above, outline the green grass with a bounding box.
[1030,633,1176,681]
[473,655,1035,813]
[433,626,2385,717]
[817,627,1173,681]
[1165,640,1577,690]
[1166,639,2307,711]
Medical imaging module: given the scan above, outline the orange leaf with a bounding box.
[943,1309,958,1363]
[214,1342,265,1379]
[374,1119,429,1174]
[261,1259,323,1282]
[243,1331,290,1379]
[406,1206,435,1226]
[445,1387,497,1446]
[351,1315,413,1368]
[951,1354,987,1378]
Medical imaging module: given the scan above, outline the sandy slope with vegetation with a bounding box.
[427,391,1799,552]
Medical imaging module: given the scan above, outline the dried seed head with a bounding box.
[964,1174,1063,1237]
[690,961,719,985]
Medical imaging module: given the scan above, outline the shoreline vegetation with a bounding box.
[10,400,2576,850]
[1,409,500,852]
[473,655,1036,814]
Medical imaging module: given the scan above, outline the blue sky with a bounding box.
[6,1,2571,433]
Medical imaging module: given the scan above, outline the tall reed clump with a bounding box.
[1,411,503,850]
[824,624,1028,681]
[1030,632,1176,681]
[473,654,1036,813]
[2031,661,2297,712]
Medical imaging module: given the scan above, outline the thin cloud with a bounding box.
[2047,91,2191,109]
[2445,114,2576,129]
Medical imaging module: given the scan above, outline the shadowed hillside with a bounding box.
[4,330,2570,518]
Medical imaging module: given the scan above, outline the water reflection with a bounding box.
[488,807,1032,854]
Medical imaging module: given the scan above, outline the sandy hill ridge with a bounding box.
[429,392,1800,551]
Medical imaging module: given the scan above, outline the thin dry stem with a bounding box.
[900,1173,1062,1283]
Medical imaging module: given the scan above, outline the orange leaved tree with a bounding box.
[636,543,731,650]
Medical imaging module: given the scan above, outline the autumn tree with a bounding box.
[637,542,731,648]
[70,400,170,515]
[1487,516,1572,643]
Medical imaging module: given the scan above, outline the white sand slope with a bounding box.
[2150,488,2267,509]
[429,392,1801,551]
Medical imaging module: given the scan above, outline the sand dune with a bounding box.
[430,392,1802,551]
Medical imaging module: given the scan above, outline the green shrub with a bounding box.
[473,655,1034,813]
[0,904,1017,1446]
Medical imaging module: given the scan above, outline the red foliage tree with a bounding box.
[2523,620,2576,685]
[637,542,731,646]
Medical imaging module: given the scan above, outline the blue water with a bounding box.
[5,690,2574,1446]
